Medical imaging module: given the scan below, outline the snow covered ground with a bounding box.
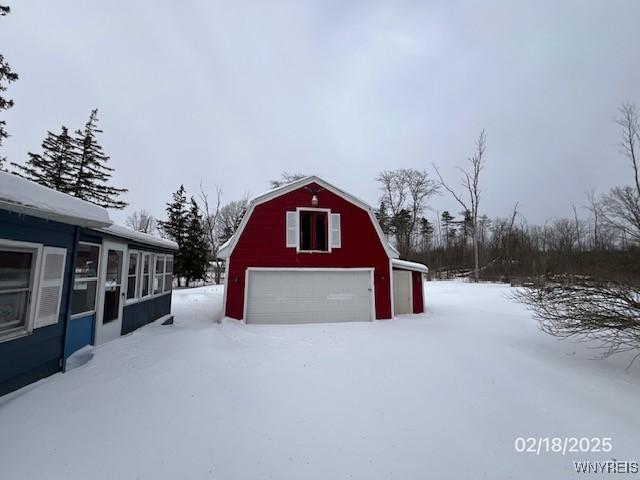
[0,281,638,479]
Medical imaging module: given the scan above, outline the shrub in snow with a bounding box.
[513,276,640,370]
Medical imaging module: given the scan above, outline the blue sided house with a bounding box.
[0,172,178,396]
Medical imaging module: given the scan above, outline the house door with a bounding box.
[94,241,127,345]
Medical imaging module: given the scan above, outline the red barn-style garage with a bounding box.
[218,176,428,324]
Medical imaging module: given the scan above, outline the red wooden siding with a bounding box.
[412,271,424,314]
[226,183,392,320]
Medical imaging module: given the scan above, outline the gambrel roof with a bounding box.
[219,176,399,260]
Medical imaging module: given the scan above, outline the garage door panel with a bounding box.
[246,270,372,324]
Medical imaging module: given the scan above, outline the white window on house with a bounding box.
[141,253,152,298]
[126,251,139,301]
[154,254,165,294]
[164,255,173,292]
[71,243,100,317]
[0,241,41,340]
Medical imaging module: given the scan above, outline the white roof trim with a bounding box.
[0,171,111,228]
[225,176,396,260]
[392,259,429,273]
[93,224,179,250]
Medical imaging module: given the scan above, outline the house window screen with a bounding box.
[71,243,100,316]
[126,252,139,300]
[0,250,34,335]
[154,255,165,294]
[164,256,173,292]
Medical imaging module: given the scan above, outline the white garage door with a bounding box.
[245,270,373,324]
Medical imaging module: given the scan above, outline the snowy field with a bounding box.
[0,281,639,479]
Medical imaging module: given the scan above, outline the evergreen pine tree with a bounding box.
[71,109,128,208]
[441,211,456,247]
[375,201,391,235]
[158,185,189,282]
[419,217,434,251]
[391,209,413,256]
[0,5,19,167]
[183,197,209,286]
[11,126,76,191]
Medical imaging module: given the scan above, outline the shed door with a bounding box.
[246,270,373,324]
[393,270,412,315]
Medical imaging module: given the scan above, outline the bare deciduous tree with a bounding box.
[509,104,640,371]
[125,209,157,234]
[434,130,487,282]
[601,102,640,243]
[215,198,249,246]
[505,201,519,281]
[513,278,640,371]
[198,182,223,284]
[376,168,439,256]
[270,172,309,188]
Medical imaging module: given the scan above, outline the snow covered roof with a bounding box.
[392,259,429,273]
[217,236,232,259]
[93,224,179,251]
[0,171,112,228]
[250,176,373,212]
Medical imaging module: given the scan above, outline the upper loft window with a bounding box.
[299,210,328,252]
[286,210,341,251]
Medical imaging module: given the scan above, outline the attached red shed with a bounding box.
[391,259,428,315]
[218,176,427,324]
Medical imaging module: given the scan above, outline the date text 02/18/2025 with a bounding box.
[514,437,612,456]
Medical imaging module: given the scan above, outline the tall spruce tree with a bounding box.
[183,197,209,286]
[0,5,19,168]
[12,126,76,191]
[71,109,128,208]
[441,211,456,247]
[158,185,189,283]
[419,217,434,251]
[376,201,391,235]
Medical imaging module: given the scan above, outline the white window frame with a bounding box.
[295,207,332,254]
[0,239,43,342]
[70,241,101,319]
[125,250,141,305]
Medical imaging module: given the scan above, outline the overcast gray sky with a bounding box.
[2,1,639,226]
